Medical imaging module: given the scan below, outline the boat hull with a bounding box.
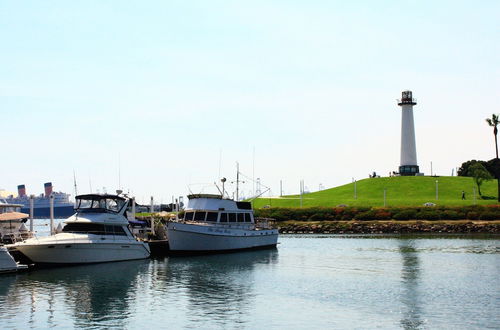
[0,246,24,273]
[166,222,278,252]
[14,242,150,265]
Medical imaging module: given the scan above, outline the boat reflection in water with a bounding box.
[0,259,149,328]
[160,248,279,323]
[0,249,278,328]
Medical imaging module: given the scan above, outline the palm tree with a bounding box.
[486,114,500,201]
[486,114,499,159]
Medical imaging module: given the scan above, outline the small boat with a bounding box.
[11,194,150,265]
[0,245,28,274]
[166,194,278,254]
[0,200,32,244]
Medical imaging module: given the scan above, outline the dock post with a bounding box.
[49,194,54,235]
[150,196,155,236]
[29,195,34,232]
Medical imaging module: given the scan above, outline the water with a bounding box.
[1,234,499,329]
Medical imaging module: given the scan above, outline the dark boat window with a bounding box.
[228,213,237,222]
[185,212,194,221]
[238,213,245,222]
[206,212,218,222]
[62,223,127,236]
[244,213,252,222]
[194,212,206,221]
[105,225,127,236]
[220,213,228,222]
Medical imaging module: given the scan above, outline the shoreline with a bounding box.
[275,220,500,234]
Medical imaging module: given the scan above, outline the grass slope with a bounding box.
[252,176,499,208]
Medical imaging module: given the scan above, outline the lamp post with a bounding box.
[435,180,439,200]
[354,180,357,199]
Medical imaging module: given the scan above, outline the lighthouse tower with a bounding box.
[398,90,420,176]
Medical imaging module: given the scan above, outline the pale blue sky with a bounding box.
[1,1,499,203]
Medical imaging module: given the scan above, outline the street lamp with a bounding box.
[435,180,439,200]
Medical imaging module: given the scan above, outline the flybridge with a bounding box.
[186,195,252,212]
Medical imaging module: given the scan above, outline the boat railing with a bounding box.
[174,220,257,230]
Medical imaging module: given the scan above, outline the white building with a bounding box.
[398,90,420,176]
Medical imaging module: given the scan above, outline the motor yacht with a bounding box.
[0,245,27,274]
[10,194,150,265]
[166,194,278,254]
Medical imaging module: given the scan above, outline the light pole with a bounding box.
[435,180,439,200]
[354,180,357,199]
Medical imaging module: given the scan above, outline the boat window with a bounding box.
[228,213,237,222]
[185,212,194,221]
[62,223,127,235]
[194,212,206,221]
[206,212,218,222]
[244,213,252,222]
[105,225,127,236]
[76,197,125,213]
[220,213,228,222]
[238,213,245,222]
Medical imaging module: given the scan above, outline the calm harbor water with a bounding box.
[1,232,499,329]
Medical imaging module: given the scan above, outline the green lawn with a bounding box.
[252,176,499,208]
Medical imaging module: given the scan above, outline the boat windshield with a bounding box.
[76,197,125,213]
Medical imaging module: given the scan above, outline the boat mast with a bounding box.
[236,162,239,201]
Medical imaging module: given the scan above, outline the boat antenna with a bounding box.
[89,176,93,193]
[73,170,78,197]
[218,149,222,179]
[252,147,255,196]
[214,182,223,196]
[221,177,227,198]
[118,153,121,190]
[231,162,245,201]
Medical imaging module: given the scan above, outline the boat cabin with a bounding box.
[182,194,254,224]
[75,194,127,214]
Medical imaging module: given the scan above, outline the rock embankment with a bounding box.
[276,221,500,234]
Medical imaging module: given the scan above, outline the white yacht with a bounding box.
[0,200,31,244]
[166,194,278,254]
[11,194,150,265]
[0,245,27,274]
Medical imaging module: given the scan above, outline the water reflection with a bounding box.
[398,240,424,330]
[161,249,279,326]
[0,260,149,328]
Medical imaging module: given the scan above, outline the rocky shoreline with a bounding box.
[275,221,500,234]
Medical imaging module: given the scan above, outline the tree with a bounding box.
[484,113,500,201]
[469,163,493,196]
[486,114,499,159]
[458,160,487,177]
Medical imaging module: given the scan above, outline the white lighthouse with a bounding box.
[398,90,420,176]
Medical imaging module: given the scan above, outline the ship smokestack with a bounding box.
[44,182,53,197]
[18,184,26,197]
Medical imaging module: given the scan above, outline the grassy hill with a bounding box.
[252,176,499,208]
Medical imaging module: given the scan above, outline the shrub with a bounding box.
[392,209,417,220]
[466,211,480,220]
[480,212,500,220]
[441,210,461,220]
[415,210,440,220]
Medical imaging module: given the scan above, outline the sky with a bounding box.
[1,0,499,204]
